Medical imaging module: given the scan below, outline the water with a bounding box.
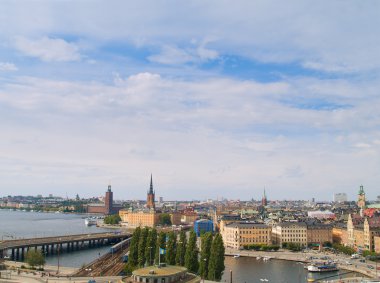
[1,210,367,281]
[0,209,118,266]
[221,256,365,283]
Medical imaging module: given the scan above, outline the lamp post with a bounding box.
[148,247,152,266]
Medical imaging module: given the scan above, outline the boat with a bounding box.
[307,262,338,272]
[263,256,271,261]
[85,218,97,226]
[256,256,261,260]
[233,254,240,258]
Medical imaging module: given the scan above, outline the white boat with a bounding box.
[233,254,240,258]
[85,218,97,226]
[263,256,271,261]
[256,256,261,260]
[307,262,338,272]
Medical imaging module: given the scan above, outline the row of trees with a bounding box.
[243,244,280,251]
[125,228,225,281]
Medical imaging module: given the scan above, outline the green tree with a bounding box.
[199,232,213,279]
[208,233,225,281]
[166,231,177,265]
[129,227,141,266]
[155,231,166,264]
[138,227,149,267]
[185,230,199,273]
[175,230,187,266]
[158,213,172,226]
[145,228,157,266]
[104,214,121,224]
[25,250,45,268]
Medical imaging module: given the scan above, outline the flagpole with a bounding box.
[159,248,161,267]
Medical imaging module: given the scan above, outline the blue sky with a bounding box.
[0,1,380,201]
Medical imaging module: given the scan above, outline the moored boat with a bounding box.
[85,218,97,226]
[307,262,338,272]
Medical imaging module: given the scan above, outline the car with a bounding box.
[367,265,374,269]
[345,261,352,265]
[359,259,365,263]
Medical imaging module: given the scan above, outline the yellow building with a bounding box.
[332,224,348,244]
[119,209,160,228]
[221,222,272,249]
[374,236,380,254]
[272,222,307,247]
[306,223,333,245]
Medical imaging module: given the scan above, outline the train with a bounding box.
[109,237,131,254]
[122,253,129,262]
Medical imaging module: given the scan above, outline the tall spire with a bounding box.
[149,174,154,194]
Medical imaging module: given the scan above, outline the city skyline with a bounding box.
[1,1,380,199]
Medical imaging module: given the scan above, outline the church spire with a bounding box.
[149,174,154,194]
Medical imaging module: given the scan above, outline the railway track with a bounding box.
[73,239,130,277]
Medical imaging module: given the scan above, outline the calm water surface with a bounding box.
[222,256,365,283]
[0,209,117,266]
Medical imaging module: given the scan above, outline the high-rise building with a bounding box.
[358,185,366,209]
[147,174,155,209]
[334,193,347,203]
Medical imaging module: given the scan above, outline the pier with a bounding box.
[0,232,131,261]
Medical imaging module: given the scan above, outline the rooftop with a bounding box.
[132,265,187,277]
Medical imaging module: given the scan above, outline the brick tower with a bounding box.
[105,184,113,215]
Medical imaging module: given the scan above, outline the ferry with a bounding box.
[85,218,97,226]
[307,262,338,272]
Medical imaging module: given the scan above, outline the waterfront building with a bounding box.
[194,219,213,237]
[119,209,160,228]
[346,214,380,252]
[306,222,333,245]
[272,222,307,247]
[86,185,122,215]
[333,193,347,203]
[332,223,348,244]
[375,236,380,253]
[357,185,366,209]
[222,222,271,249]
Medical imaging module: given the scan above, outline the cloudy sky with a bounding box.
[1,1,379,201]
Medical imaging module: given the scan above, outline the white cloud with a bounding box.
[0,73,379,199]
[13,36,81,62]
[0,62,18,71]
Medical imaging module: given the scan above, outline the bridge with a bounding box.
[0,232,131,261]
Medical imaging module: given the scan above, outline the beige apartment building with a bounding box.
[375,236,380,253]
[306,223,333,245]
[222,222,272,249]
[272,222,307,247]
[346,214,380,252]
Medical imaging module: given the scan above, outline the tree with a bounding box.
[25,250,45,268]
[129,227,141,266]
[155,231,166,264]
[145,228,157,266]
[185,230,199,273]
[138,227,149,267]
[166,231,177,265]
[176,230,187,266]
[158,213,172,226]
[104,214,121,225]
[208,233,225,281]
[199,232,213,279]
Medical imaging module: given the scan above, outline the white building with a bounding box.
[333,193,347,203]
